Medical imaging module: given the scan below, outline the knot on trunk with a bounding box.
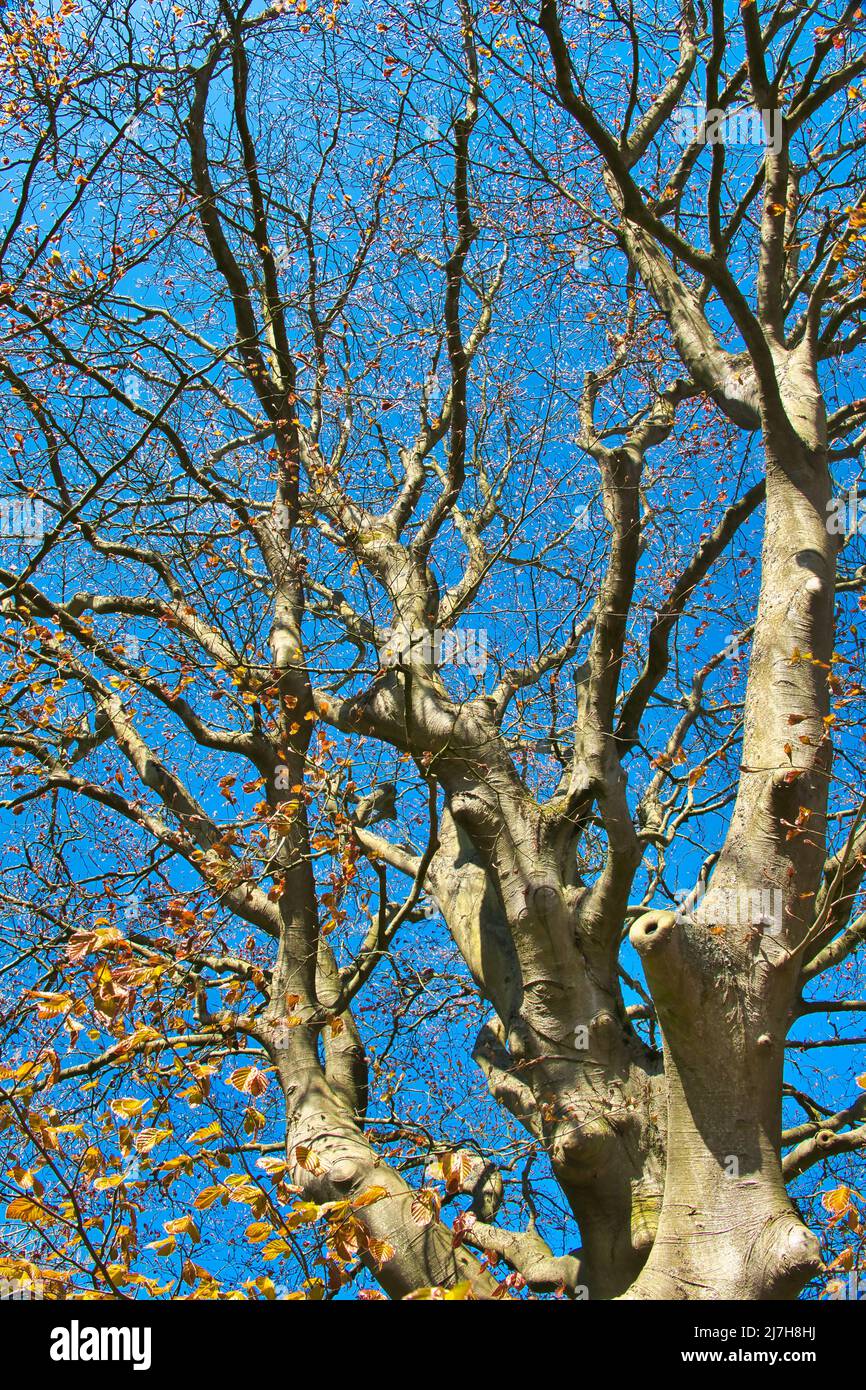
[746,1212,822,1300]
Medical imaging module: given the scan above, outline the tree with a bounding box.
[0,0,864,1302]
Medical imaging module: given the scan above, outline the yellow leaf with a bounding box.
[351,1186,389,1210]
[145,1236,176,1257]
[244,1222,273,1244]
[245,1275,278,1299]
[193,1186,225,1211]
[189,1122,222,1144]
[262,1237,293,1261]
[293,1144,323,1175]
[110,1097,148,1119]
[410,1189,440,1227]
[226,1066,269,1097]
[255,1156,289,1178]
[365,1236,395,1267]
[22,990,72,1019]
[6,1196,49,1224]
[134,1127,173,1154]
[164,1215,200,1243]
[823,1185,852,1219]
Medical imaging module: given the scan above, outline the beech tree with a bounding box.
[0,0,864,1302]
